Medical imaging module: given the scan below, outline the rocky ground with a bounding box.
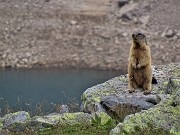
[0,0,179,71]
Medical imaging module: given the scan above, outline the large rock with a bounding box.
[82,63,180,134]
[81,75,128,113]
[30,112,92,128]
[117,2,138,21]
[110,87,180,135]
[81,63,179,112]
[100,93,164,121]
[30,111,112,128]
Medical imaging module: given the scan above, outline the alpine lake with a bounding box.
[0,68,122,116]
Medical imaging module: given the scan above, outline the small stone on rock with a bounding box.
[165,29,175,38]
[70,20,77,25]
[116,0,129,8]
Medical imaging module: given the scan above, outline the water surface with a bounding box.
[0,69,121,115]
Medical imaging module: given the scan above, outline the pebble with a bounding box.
[165,29,175,38]
[70,20,77,25]
[116,0,129,8]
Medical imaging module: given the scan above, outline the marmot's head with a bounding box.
[132,33,147,46]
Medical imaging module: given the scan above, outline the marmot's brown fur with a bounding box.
[128,33,152,94]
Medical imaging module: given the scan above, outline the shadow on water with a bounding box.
[0,68,124,116]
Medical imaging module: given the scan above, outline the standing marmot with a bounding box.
[128,33,152,94]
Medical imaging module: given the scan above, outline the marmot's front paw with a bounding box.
[137,64,141,69]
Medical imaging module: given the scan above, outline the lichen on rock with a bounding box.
[0,111,112,133]
[31,111,111,128]
[109,63,180,135]
[0,117,3,130]
[81,63,180,135]
[110,92,180,135]
[2,111,30,132]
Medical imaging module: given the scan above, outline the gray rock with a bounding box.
[1,111,30,132]
[60,105,69,114]
[110,89,180,135]
[3,111,30,128]
[139,15,150,26]
[121,12,133,21]
[70,20,77,25]
[25,52,32,58]
[82,63,179,117]
[116,0,129,8]
[1,112,111,132]
[100,94,164,120]
[118,3,138,20]
[108,63,180,135]
[55,104,69,114]
[162,28,175,38]
[81,102,106,113]
[29,112,111,130]
[165,29,175,38]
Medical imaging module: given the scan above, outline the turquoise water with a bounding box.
[0,69,122,115]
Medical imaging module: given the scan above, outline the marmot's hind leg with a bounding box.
[128,79,139,93]
[143,81,152,95]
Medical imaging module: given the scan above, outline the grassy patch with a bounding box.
[38,124,115,135]
[11,123,116,135]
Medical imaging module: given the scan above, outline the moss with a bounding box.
[4,111,30,121]
[118,110,175,134]
[170,68,180,77]
[118,76,128,82]
[170,128,180,135]
[0,122,3,129]
[0,117,3,128]
[93,97,101,102]
[162,81,168,87]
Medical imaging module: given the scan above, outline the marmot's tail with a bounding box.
[152,76,158,84]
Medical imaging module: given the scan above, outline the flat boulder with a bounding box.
[100,93,164,121]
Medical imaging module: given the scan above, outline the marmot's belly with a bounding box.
[133,68,146,86]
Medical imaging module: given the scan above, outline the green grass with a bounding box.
[11,120,116,135]
[37,124,115,135]
[36,112,116,135]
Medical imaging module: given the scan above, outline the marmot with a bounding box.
[128,33,152,94]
